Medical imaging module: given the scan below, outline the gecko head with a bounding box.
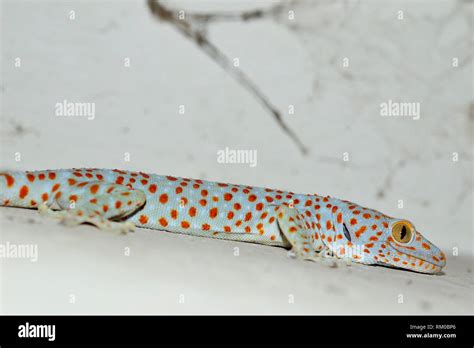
[330,201,446,274]
[375,217,446,274]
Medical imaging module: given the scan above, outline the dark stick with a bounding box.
[147,0,308,155]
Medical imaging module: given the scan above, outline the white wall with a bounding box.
[0,0,472,314]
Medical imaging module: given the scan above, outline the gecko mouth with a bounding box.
[384,242,445,274]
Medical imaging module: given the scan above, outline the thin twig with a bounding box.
[147,0,308,155]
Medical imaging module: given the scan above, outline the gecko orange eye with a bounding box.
[391,221,413,244]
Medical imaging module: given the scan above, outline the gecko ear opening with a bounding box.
[391,221,414,244]
[343,223,351,242]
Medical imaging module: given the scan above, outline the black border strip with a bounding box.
[0,315,472,345]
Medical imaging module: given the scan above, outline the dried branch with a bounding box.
[147,0,308,155]
[184,4,285,24]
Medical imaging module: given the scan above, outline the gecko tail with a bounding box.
[0,170,59,209]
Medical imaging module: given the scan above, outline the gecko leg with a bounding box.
[39,181,146,234]
[277,205,339,267]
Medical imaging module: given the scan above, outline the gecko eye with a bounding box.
[343,223,352,242]
[391,221,413,244]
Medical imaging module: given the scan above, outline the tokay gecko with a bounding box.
[0,168,446,274]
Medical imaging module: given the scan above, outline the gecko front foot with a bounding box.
[37,181,146,235]
[39,203,135,234]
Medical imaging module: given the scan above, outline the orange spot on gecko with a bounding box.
[27,174,35,182]
[171,209,178,219]
[139,215,148,224]
[69,195,78,202]
[189,206,196,217]
[355,226,367,238]
[209,208,218,219]
[199,199,207,206]
[234,203,241,210]
[159,217,168,227]
[149,184,157,194]
[1,173,15,187]
[159,194,168,204]
[41,193,49,202]
[202,223,210,231]
[48,172,56,180]
[181,221,190,229]
[90,184,99,194]
[19,185,29,199]
[175,187,183,194]
[38,173,45,180]
[115,201,122,209]
[103,205,109,212]
[244,212,252,222]
[265,196,274,203]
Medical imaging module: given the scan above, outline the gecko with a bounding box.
[0,168,446,274]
